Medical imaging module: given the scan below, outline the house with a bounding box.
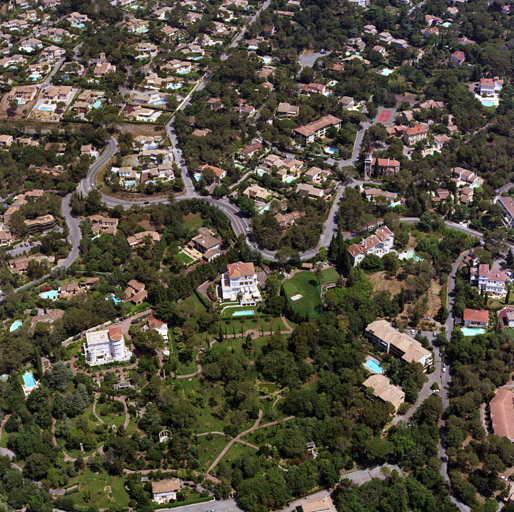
[221,261,261,306]
[83,327,132,366]
[274,211,303,228]
[0,135,13,147]
[489,388,514,442]
[42,85,75,103]
[94,62,116,78]
[372,157,400,175]
[348,226,395,266]
[147,316,168,342]
[127,231,161,248]
[297,183,324,199]
[497,196,514,228]
[479,77,503,96]
[373,45,387,56]
[68,11,90,27]
[124,279,148,304]
[243,184,270,201]
[363,24,377,34]
[425,14,443,25]
[240,142,262,158]
[434,134,451,151]
[294,115,342,145]
[378,31,393,43]
[450,50,465,66]
[276,102,299,118]
[89,215,118,235]
[207,97,222,111]
[24,214,56,233]
[20,38,43,53]
[300,496,337,512]
[190,227,221,255]
[499,306,514,329]
[363,374,405,413]
[299,83,328,95]
[365,320,433,368]
[198,164,226,184]
[462,308,489,327]
[470,263,506,297]
[500,4,512,14]
[152,478,180,504]
[192,128,211,137]
[403,125,428,146]
[365,188,398,205]
[452,167,480,186]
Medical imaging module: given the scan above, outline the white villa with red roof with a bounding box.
[470,263,507,297]
[83,327,132,366]
[479,77,503,96]
[221,262,261,305]
[147,316,169,341]
[348,226,395,266]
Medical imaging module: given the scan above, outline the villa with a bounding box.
[124,279,148,304]
[152,479,182,504]
[463,309,489,328]
[83,327,132,366]
[300,496,337,512]
[127,230,161,248]
[497,196,514,228]
[479,77,503,96]
[221,261,261,306]
[403,124,428,146]
[489,388,514,442]
[470,264,506,297]
[147,316,169,341]
[363,373,405,413]
[348,226,395,266]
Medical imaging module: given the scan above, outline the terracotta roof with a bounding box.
[490,389,514,441]
[463,308,489,323]
[294,115,342,137]
[152,478,181,494]
[108,327,123,341]
[227,261,255,279]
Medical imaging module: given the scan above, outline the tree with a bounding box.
[47,362,73,392]
[23,453,50,480]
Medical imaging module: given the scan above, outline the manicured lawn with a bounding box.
[321,267,340,284]
[504,328,514,340]
[182,293,207,313]
[220,306,256,318]
[282,271,323,318]
[67,470,130,509]
[0,429,10,448]
[219,316,288,336]
[183,213,203,231]
[179,251,194,264]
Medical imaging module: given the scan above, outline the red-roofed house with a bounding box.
[470,263,507,297]
[147,316,169,341]
[490,388,514,441]
[348,226,395,266]
[497,196,514,228]
[479,77,503,96]
[294,115,342,145]
[221,262,261,305]
[403,125,428,146]
[451,50,465,66]
[463,308,489,327]
[198,164,226,184]
[372,157,400,175]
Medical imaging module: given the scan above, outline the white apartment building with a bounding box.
[83,327,132,366]
[470,263,507,297]
[221,261,261,306]
[348,226,395,265]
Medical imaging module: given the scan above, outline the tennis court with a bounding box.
[374,107,397,126]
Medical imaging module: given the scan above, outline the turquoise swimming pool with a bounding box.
[39,105,55,111]
[167,83,183,89]
[92,100,102,109]
[364,360,384,374]
[233,310,255,317]
[39,290,58,300]
[462,327,486,336]
[379,68,394,76]
[106,293,122,305]
[325,147,338,154]
[10,320,22,332]
[480,99,496,107]
[124,180,137,187]
[284,176,296,183]
[23,372,36,388]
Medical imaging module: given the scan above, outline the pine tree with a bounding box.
[218,324,224,343]
[506,249,514,269]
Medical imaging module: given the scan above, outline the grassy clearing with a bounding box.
[194,432,229,472]
[219,316,288,336]
[320,267,339,284]
[179,252,194,264]
[215,441,253,471]
[67,470,130,509]
[183,213,203,231]
[282,271,323,318]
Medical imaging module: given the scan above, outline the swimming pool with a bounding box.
[73,23,85,28]
[399,250,423,262]
[153,100,166,105]
[256,169,265,176]
[284,176,296,183]
[480,99,496,107]
[388,201,402,208]
[324,147,338,154]
[106,293,122,305]
[364,359,384,374]
[261,57,272,64]
[461,327,486,336]
[167,83,183,89]
[10,320,22,332]
[39,105,55,111]
[23,372,36,388]
[39,290,58,300]
[233,310,255,317]
[194,173,202,182]
[258,204,270,214]
[379,68,394,76]
[136,27,148,33]
[177,69,190,74]
[124,180,137,187]
[442,22,452,27]
[92,100,102,109]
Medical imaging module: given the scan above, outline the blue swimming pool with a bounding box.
[106,293,122,305]
[461,327,486,336]
[325,147,338,154]
[284,176,296,183]
[10,320,22,332]
[167,83,183,90]
[39,105,55,111]
[73,23,85,28]
[388,201,402,208]
[23,372,36,388]
[256,169,265,176]
[480,99,496,107]
[124,180,137,187]
[39,290,58,300]
[92,100,102,109]
[379,68,394,76]
[233,310,255,317]
[136,27,148,33]
[364,359,384,374]
[154,100,166,105]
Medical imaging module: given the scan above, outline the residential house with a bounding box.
[124,279,148,304]
[42,85,75,103]
[206,97,222,111]
[365,320,433,368]
[198,164,226,184]
[496,196,514,228]
[89,215,118,235]
[364,188,398,205]
[372,157,400,175]
[489,388,514,442]
[0,135,13,147]
[433,134,451,151]
[94,62,116,78]
[340,96,355,109]
[274,211,303,228]
[221,261,261,306]
[378,31,393,43]
[294,115,342,145]
[452,167,480,186]
[296,183,324,199]
[363,24,377,34]
[243,184,270,201]
[348,226,395,266]
[425,14,443,25]
[373,45,387,57]
[363,374,405,413]
[479,77,503,96]
[300,495,337,512]
[462,308,489,327]
[403,125,428,146]
[470,264,507,297]
[451,50,465,66]
[500,4,512,14]
[20,38,43,53]
[83,327,132,366]
[24,214,56,233]
[240,142,262,158]
[459,186,473,204]
[68,11,90,28]
[189,227,221,259]
[299,83,327,95]
[276,102,299,117]
[127,231,161,248]
[147,316,169,341]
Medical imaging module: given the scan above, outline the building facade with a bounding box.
[221,261,261,305]
[83,327,132,366]
[348,226,395,266]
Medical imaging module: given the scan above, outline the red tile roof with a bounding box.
[490,388,514,441]
[463,308,489,324]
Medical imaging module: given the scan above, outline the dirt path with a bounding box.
[196,431,259,450]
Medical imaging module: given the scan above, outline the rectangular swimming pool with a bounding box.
[233,310,255,317]
[39,290,58,300]
[364,360,384,374]
[23,372,36,388]
[461,327,486,336]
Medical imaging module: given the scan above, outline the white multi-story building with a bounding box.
[470,263,507,297]
[83,327,132,366]
[221,261,261,306]
[348,226,395,266]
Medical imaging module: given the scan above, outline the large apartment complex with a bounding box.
[365,320,433,368]
[83,327,132,366]
[221,261,261,306]
[348,226,395,266]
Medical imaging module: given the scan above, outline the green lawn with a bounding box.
[214,441,253,472]
[220,316,288,336]
[179,252,194,264]
[67,470,130,509]
[220,306,256,318]
[194,432,230,472]
[504,328,514,340]
[182,293,207,313]
[183,213,204,231]
[282,271,323,318]
[321,267,340,284]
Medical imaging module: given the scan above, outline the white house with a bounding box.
[221,261,261,306]
[348,226,395,265]
[83,327,132,366]
[147,316,169,341]
[479,77,503,96]
[470,263,507,297]
[151,479,181,504]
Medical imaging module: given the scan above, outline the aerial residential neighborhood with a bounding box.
[0,0,513,511]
